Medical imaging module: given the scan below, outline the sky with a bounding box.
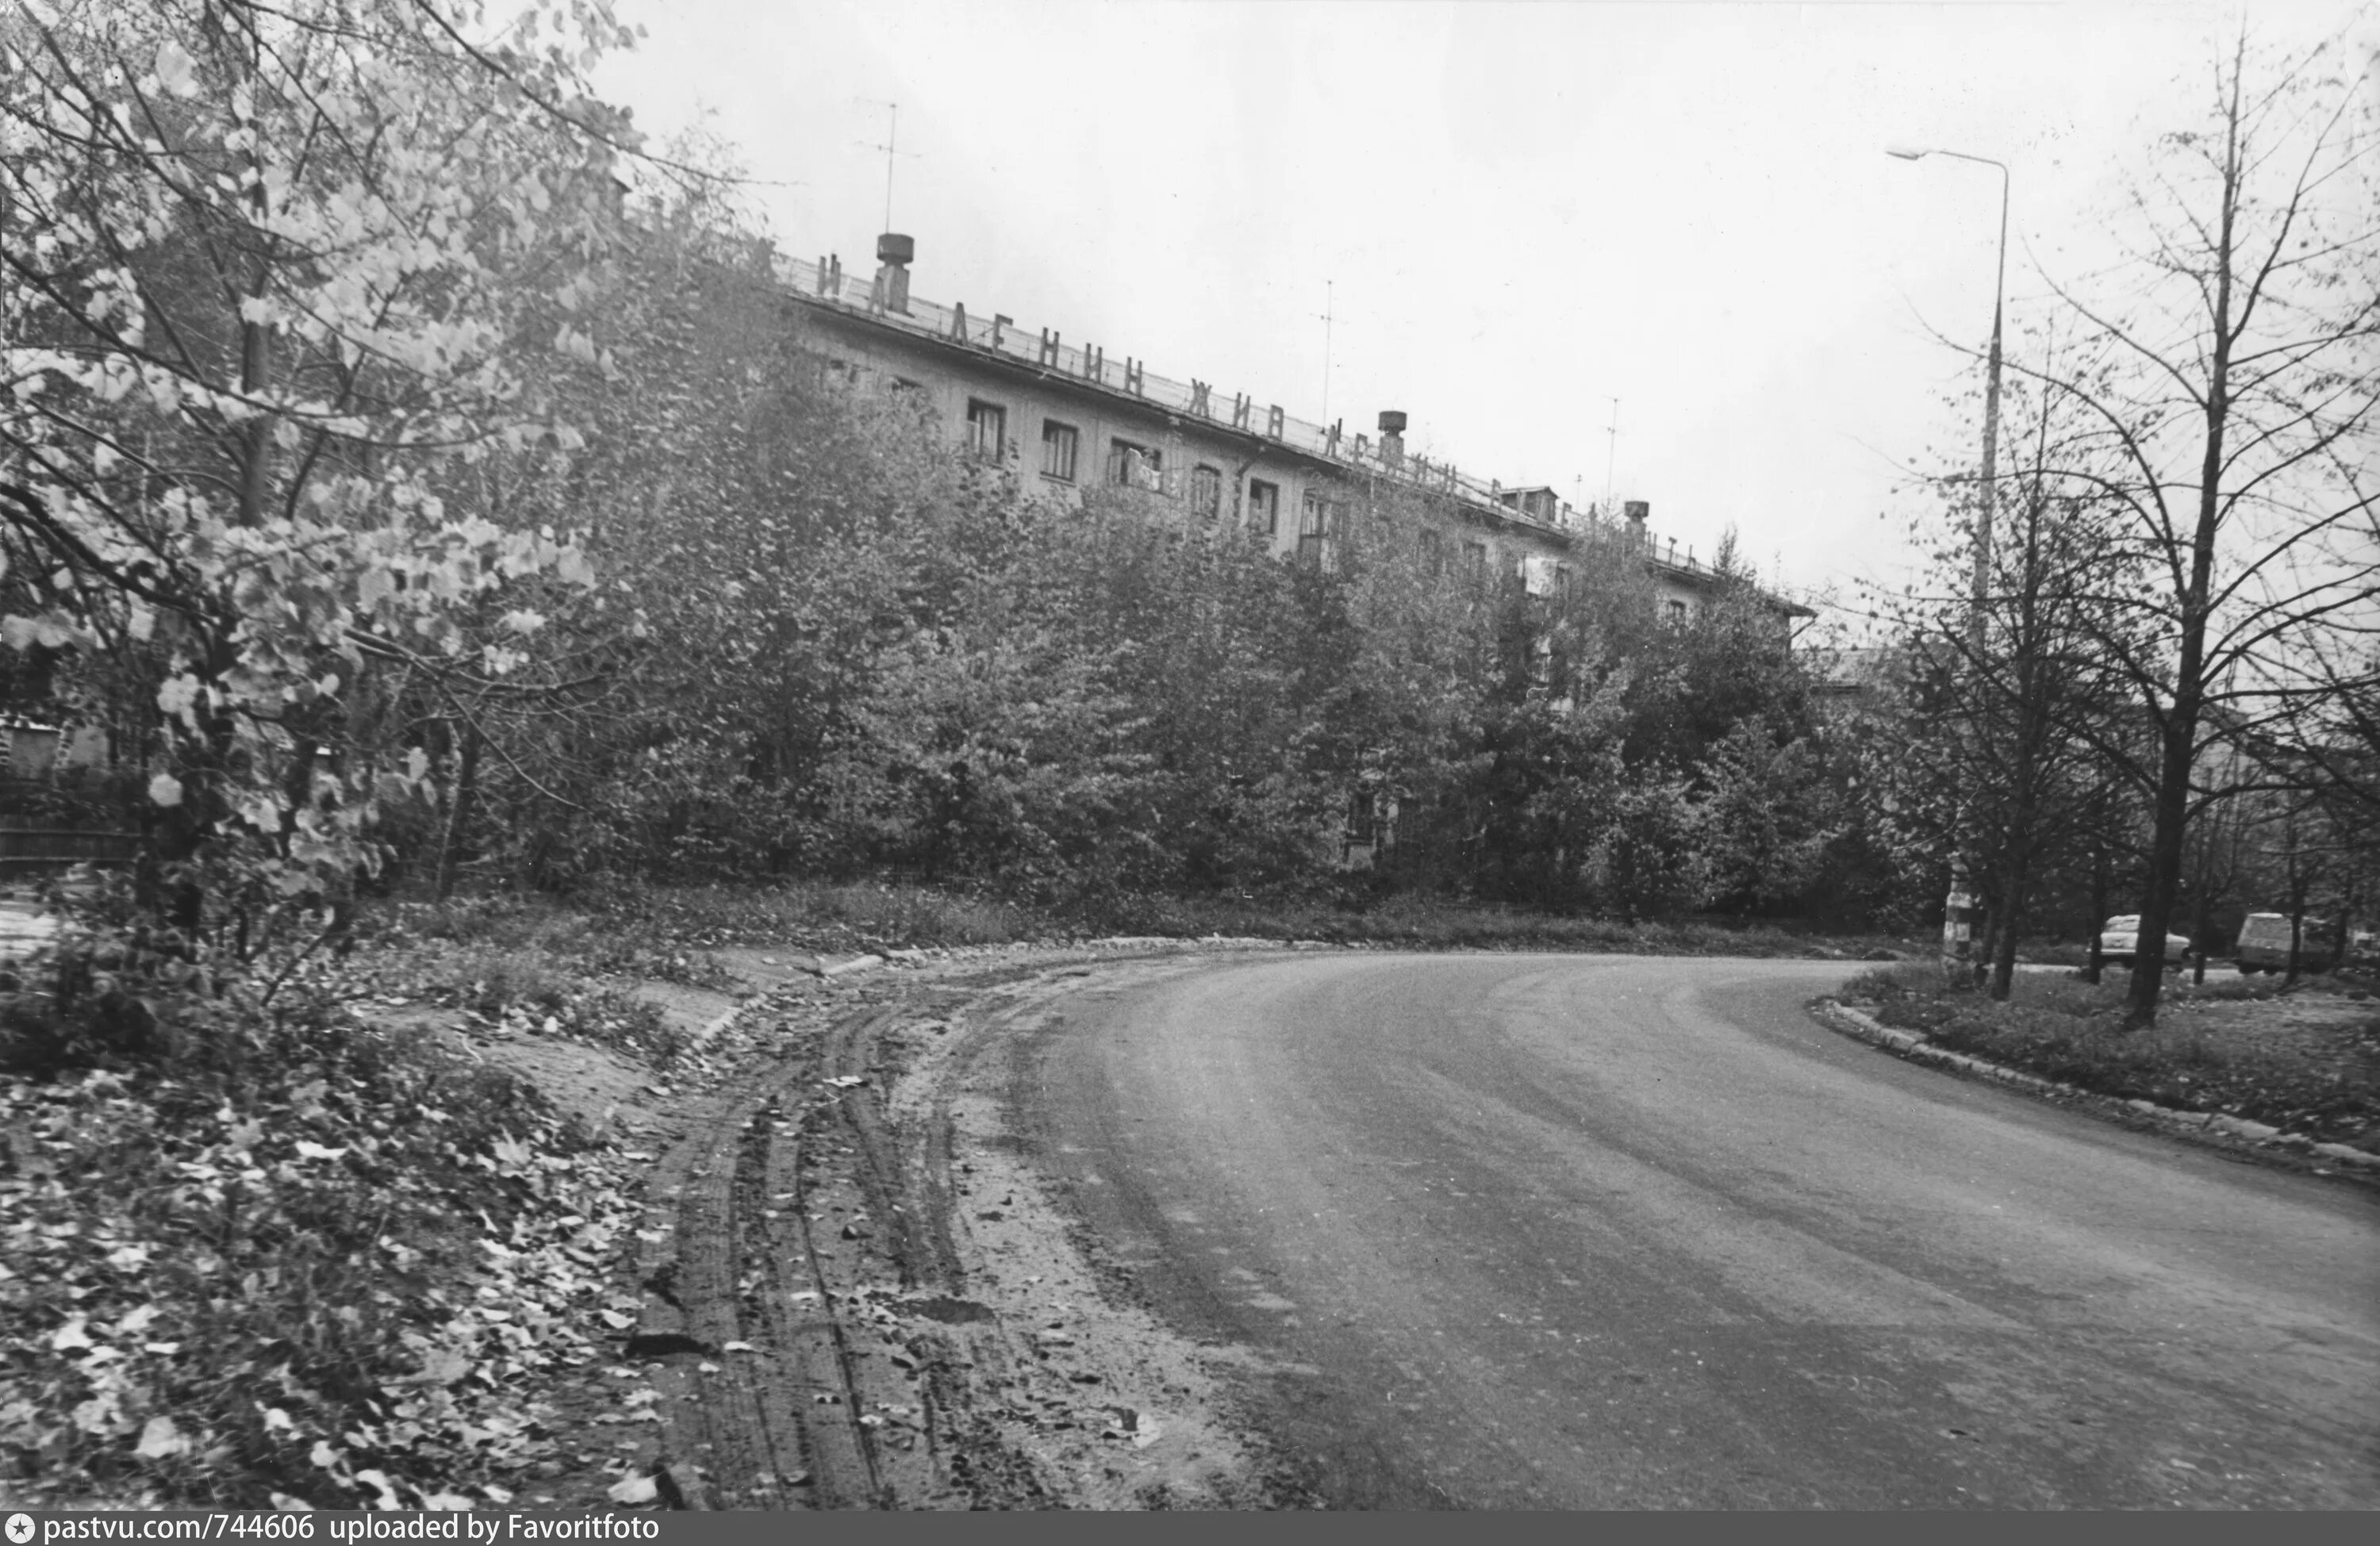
[585,0,2376,626]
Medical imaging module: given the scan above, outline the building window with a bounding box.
[1108,437,1162,489]
[1665,598,1690,623]
[1463,539,1488,582]
[1417,527,1444,576]
[1347,787,1380,846]
[1297,493,1343,569]
[1041,420,1079,481]
[965,399,1007,461]
[1247,479,1280,537]
[1555,564,1573,597]
[1191,464,1223,520]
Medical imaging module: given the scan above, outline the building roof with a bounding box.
[770,243,1817,617]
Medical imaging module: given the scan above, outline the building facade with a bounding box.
[770,233,1806,629]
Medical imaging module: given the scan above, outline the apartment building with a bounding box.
[770,233,1806,629]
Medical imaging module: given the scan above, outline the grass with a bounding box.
[1839,961,2380,1148]
[432,873,1921,961]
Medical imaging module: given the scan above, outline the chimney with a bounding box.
[1623,500,1649,538]
[873,232,914,315]
[1378,410,1407,470]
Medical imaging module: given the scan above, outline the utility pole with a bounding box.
[1888,144,2010,988]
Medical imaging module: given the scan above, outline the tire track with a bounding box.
[622,953,1274,1509]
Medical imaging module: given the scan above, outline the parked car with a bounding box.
[2234,911,2335,975]
[2098,915,2190,968]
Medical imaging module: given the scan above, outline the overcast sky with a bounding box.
[587,0,2374,625]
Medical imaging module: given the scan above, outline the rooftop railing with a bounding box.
[770,254,1595,533]
[766,249,1817,610]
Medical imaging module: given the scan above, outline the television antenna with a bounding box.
[1603,397,1621,509]
[1315,279,1336,427]
[855,99,919,231]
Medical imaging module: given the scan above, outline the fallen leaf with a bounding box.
[607,1474,658,1505]
[134,1415,190,1459]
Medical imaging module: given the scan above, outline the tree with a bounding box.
[2013,23,2379,1025]
[0,0,624,946]
[1953,357,2149,997]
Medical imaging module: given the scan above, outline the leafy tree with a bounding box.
[0,0,625,947]
[1695,719,1840,915]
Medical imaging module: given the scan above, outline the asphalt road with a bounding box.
[1016,953,2380,1508]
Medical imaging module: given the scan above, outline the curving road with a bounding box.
[1013,953,2380,1508]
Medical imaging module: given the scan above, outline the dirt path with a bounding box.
[513,944,1293,1510]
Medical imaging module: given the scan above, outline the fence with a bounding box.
[0,826,140,875]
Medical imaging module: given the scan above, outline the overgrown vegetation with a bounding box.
[2,0,1906,944]
[1841,961,2380,1147]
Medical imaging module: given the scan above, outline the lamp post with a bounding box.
[1890,144,2010,984]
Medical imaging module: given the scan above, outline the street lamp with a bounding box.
[1890,144,2010,984]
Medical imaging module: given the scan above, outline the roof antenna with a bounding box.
[856,99,919,232]
[1603,397,1621,512]
[1315,278,1336,427]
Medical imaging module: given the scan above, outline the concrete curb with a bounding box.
[1810,998,2380,1174]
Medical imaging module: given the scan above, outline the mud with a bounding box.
[521,945,1292,1510]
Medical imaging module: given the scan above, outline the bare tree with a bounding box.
[2012,23,2378,1026]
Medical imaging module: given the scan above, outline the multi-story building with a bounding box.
[771,232,1808,630]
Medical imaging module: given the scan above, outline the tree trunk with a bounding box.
[2124,56,2243,1031]
[2084,848,2109,984]
[1989,849,2029,1000]
[435,724,480,902]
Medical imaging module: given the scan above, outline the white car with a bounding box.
[2098,915,2190,967]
